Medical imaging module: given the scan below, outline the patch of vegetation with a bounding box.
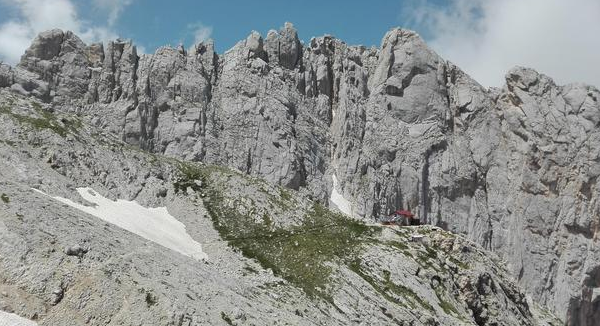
[349,259,434,312]
[173,162,206,193]
[390,242,414,258]
[415,244,443,273]
[243,265,259,274]
[220,312,234,325]
[424,245,438,259]
[416,227,435,235]
[448,255,470,270]
[416,253,437,272]
[280,188,292,202]
[425,239,470,271]
[175,162,379,299]
[60,116,83,134]
[30,101,42,110]
[0,139,16,147]
[262,183,295,211]
[373,239,415,258]
[387,240,409,251]
[438,297,459,315]
[435,287,459,315]
[230,202,377,298]
[1,193,9,203]
[0,104,80,137]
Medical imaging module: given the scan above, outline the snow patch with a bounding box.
[0,311,38,326]
[330,174,353,216]
[33,187,207,260]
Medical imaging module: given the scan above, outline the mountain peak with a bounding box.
[0,23,598,325]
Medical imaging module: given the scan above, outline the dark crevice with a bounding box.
[567,269,600,326]
[245,149,252,174]
[564,224,594,239]
[482,218,493,251]
[518,265,524,281]
[421,154,430,224]
[580,176,597,200]
[420,140,448,224]
[385,66,428,98]
[401,66,426,92]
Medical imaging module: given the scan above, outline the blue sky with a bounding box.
[0,0,437,53]
[112,0,424,53]
[0,0,599,87]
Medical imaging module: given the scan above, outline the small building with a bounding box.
[379,209,420,226]
[393,210,420,226]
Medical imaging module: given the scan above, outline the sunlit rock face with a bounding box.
[0,93,560,325]
[1,22,599,325]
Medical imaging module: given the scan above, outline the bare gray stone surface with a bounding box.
[0,90,559,325]
[1,22,598,325]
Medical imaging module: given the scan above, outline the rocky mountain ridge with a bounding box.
[0,23,599,325]
[0,90,560,325]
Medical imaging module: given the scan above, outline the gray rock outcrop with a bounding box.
[1,22,598,325]
[0,91,559,325]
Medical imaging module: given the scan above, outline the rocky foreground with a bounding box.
[0,91,559,325]
[0,23,598,325]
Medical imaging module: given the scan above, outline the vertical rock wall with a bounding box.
[2,24,599,325]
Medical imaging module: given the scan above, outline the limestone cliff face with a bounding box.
[1,24,599,325]
[0,90,559,325]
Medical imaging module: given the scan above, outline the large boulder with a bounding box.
[18,29,91,104]
[265,22,302,69]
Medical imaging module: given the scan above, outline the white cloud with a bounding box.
[188,22,213,45]
[92,0,134,27]
[404,0,600,88]
[136,44,147,54]
[0,0,131,65]
[0,21,34,63]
